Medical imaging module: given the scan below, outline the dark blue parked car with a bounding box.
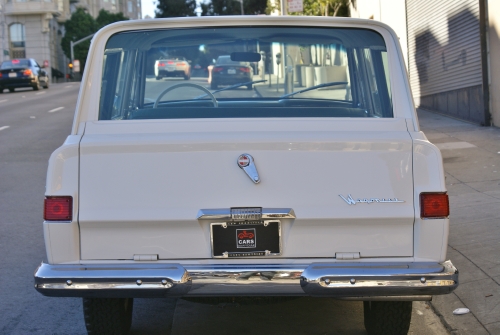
[0,58,49,92]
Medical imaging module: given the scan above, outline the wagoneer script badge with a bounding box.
[237,154,260,184]
[339,194,405,205]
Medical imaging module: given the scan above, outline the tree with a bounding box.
[96,9,129,29]
[156,0,197,18]
[61,8,130,71]
[286,0,350,17]
[61,8,97,70]
[200,0,267,16]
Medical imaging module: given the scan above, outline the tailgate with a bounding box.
[79,118,414,260]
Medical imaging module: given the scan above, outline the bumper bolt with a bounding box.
[420,277,426,283]
[66,280,72,286]
[136,280,142,286]
[350,278,356,285]
[161,279,168,285]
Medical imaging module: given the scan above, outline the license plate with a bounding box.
[211,220,281,258]
[166,66,176,71]
[9,72,17,78]
[227,69,236,74]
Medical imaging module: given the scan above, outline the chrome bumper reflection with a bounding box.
[34,263,191,298]
[34,261,458,299]
[300,260,458,297]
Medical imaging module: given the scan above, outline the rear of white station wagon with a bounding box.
[34,16,458,335]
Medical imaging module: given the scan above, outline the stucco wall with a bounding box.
[6,14,52,78]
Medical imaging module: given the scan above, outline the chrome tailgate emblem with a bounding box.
[237,154,260,184]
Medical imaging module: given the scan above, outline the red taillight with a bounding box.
[176,62,183,66]
[240,67,251,73]
[23,69,32,76]
[0,73,2,78]
[158,62,165,66]
[420,193,449,218]
[44,196,73,221]
[212,67,223,73]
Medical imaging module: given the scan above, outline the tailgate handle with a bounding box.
[335,252,360,260]
[134,254,159,261]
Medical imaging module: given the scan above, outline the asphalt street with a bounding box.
[0,80,448,334]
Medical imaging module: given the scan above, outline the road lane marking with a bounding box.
[30,116,36,119]
[65,85,73,88]
[0,99,7,103]
[0,126,10,132]
[435,142,476,150]
[48,107,64,113]
[36,92,46,95]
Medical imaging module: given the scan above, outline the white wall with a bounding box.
[351,0,408,69]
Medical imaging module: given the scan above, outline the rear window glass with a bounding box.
[1,59,30,69]
[99,27,393,120]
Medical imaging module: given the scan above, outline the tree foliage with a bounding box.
[61,8,97,68]
[288,0,350,16]
[96,9,129,29]
[155,0,197,18]
[61,8,129,70]
[200,0,267,16]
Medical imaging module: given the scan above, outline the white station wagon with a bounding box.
[34,16,458,335]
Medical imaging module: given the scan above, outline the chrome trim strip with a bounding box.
[34,262,192,298]
[34,261,458,299]
[197,208,296,220]
[300,260,458,297]
[185,264,306,296]
[337,295,432,301]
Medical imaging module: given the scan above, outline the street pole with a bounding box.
[70,33,94,80]
[70,33,94,66]
[280,0,287,15]
[239,0,244,15]
[0,0,6,63]
[70,41,74,65]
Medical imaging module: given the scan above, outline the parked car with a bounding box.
[154,57,191,80]
[211,55,254,89]
[34,16,458,335]
[0,58,49,92]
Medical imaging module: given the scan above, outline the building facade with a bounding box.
[0,0,141,80]
[351,0,500,127]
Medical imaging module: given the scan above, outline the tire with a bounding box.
[156,76,162,80]
[210,82,217,90]
[363,301,412,335]
[83,298,133,335]
[33,80,40,91]
[9,88,14,93]
[247,84,252,90]
[184,73,190,80]
[43,81,49,89]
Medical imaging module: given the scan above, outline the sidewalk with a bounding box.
[417,109,500,335]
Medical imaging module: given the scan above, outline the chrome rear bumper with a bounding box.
[34,260,458,299]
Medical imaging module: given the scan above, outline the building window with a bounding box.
[128,0,132,12]
[9,23,26,58]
